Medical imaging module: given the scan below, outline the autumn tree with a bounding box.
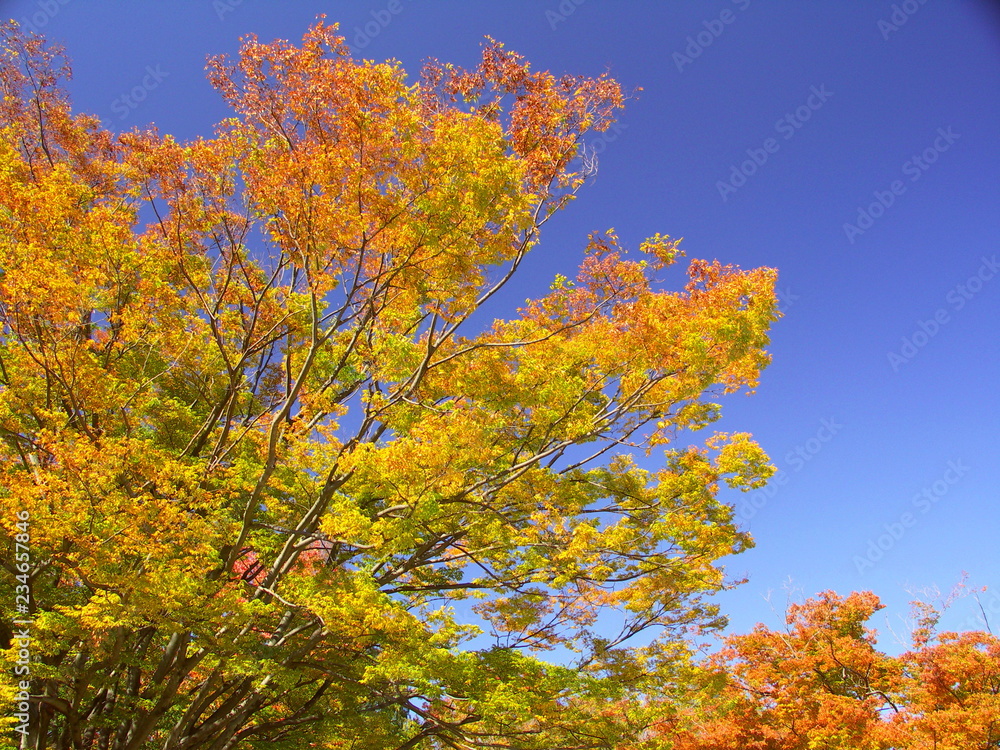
[0,20,778,750]
[885,599,1000,749]
[655,591,1000,750]
[661,591,899,750]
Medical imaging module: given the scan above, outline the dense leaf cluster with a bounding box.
[0,20,784,750]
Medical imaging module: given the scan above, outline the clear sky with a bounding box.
[9,0,999,649]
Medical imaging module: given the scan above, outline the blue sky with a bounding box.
[9,0,999,648]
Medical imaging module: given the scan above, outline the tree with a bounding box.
[662,591,899,750]
[885,598,1000,750]
[655,591,1000,750]
[0,20,778,749]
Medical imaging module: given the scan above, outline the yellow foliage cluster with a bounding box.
[0,19,778,750]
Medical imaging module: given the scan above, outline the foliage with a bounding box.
[0,19,779,750]
[656,591,1000,750]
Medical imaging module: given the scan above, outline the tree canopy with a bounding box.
[1,18,786,750]
[658,591,1000,750]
